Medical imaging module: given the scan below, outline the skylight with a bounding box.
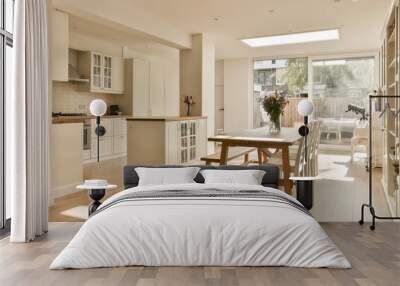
[241,29,340,47]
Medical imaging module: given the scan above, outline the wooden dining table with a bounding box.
[208,127,302,194]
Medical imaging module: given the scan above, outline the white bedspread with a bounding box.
[50,183,351,269]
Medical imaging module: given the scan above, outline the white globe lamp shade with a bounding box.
[90,99,107,117]
[297,99,314,116]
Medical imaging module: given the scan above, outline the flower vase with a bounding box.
[269,116,281,135]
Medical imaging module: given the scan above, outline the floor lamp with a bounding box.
[89,99,107,162]
[291,99,316,210]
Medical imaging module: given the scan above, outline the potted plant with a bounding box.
[262,90,288,134]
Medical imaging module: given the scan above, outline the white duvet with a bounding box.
[50,183,351,269]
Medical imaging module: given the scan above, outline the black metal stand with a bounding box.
[359,95,400,230]
[296,180,313,210]
[88,189,106,216]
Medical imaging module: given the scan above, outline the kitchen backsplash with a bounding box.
[52,82,123,114]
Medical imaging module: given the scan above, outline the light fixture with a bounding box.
[241,29,340,47]
[90,99,107,162]
[298,99,314,117]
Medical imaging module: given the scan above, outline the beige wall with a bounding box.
[52,82,119,114]
[223,58,252,133]
[215,60,224,132]
[201,34,215,153]
[180,35,203,116]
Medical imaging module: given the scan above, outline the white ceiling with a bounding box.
[56,0,393,59]
[126,0,392,59]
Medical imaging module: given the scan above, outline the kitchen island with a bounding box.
[126,116,207,165]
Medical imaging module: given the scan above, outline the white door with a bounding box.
[111,57,124,94]
[149,61,165,116]
[133,58,150,116]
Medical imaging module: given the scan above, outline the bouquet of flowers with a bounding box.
[183,95,195,116]
[262,90,288,134]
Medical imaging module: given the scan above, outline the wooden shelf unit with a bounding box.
[379,1,400,216]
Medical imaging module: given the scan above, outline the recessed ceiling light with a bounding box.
[241,29,340,47]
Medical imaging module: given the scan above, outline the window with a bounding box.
[1,0,14,231]
[311,57,374,145]
[253,57,308,128]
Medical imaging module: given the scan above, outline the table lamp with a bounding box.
[291,99,315,210]
[90,99,107,162]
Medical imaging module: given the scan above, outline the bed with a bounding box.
[50,165,350,269]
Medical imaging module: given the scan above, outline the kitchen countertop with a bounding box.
[126,116,207,122]
[52,114,131,124]
[52,115,207,124]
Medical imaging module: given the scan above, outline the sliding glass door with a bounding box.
[0,0,14,230]
[310,57,375,145]
[253,58,308,128]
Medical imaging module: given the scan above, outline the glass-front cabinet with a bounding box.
[103,55,112,90]
[91,52,113,92]
[91,53,102,90]
[179,121,197,164]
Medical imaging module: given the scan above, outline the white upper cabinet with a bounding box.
[51,9,69,82]
[89,52,124,94]
[126,58,171,117]
[111,57,124,94]
[149,61,165,116]
[91,52,103,91]
[132,58,150,116]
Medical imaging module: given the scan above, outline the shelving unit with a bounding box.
[379,1,400,217]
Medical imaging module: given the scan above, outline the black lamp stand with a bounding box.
[94,116,106,162]
[293,115,314,210]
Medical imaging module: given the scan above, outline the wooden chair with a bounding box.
[350,127,368,163]
[260,120,321,177]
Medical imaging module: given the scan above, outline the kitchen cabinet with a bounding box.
[149,61,165,116]
[125,58,172,116]
[85,118,127,163]
[51,9,69,82]
[91,136,113,158]
[178,119,207,164]
[130,58,150,116]
[111,57,125,94]
[126,117,207,165]
[89,52,124,94]
[113,118,127,154]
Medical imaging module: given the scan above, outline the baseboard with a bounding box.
[49,182,83,207]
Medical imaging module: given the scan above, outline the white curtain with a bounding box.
[10,0,49,242]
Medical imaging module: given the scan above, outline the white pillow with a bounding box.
[135,167,201,186]
[200,169,266,185]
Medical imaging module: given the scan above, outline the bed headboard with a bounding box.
[123,164,280,189]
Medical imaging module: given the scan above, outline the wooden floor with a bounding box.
[1,222,399,286]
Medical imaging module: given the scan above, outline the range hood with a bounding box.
[68,63,89,83]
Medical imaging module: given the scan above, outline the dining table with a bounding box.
[208,127,302,194]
